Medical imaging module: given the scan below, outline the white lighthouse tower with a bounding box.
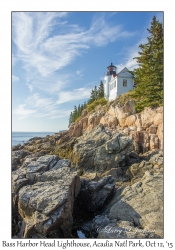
[104,62,134,101]
[104,63,117,99]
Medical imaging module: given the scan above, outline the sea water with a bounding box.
[12,132,56,146]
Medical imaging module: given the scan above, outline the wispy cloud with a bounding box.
[13,92,78,120]
[56,88,91,105]
[26,73,71,94]
[13,104,36,119]
[12,12,137,122]
[115,29,149,72]
[115,47,139,73]
[12,75,19,82]
[76,69,84,79]
[76,70,82,75]
[12,12,135,83]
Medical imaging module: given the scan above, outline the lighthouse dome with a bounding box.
[106,63,116,76]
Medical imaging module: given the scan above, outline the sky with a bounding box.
[12,11,163,132]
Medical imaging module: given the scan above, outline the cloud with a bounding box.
[56,88,91,104]
[12,75,19,82]
[25,93,57,111]
[12,12,137,123]
[76,70,82,75]
[115,28,150,73]
[84,16,134,46]
[12,12,135,80]
[26,73,71,94]
[76,69,84,79]
[115,48,139,73]
[13,104,36,119]
[27,84,33,92]
[13,92,74,120]
[12,12,137,101]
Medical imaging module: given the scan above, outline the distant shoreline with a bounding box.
[12,131,57,147]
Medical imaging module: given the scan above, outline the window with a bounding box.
[123,79,127,87]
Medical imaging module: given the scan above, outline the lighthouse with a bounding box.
[104,62,134,101]
[104,63,117,99]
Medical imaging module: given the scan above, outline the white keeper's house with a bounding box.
[104,63,135,101]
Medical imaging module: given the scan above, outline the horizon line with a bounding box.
[12,131,58,133]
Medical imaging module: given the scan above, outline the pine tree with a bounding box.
[131,16,163,112]
[94,86,98,100]
[98,81,104,99]
[72,105,78,122]
[68,112,73,127]
[68,80,105,127]
[89,87,96,104]
[77,104,81,117]
[83,101,87,109]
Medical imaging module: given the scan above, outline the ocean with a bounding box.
[12,132,56,147]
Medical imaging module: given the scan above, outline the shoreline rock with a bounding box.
[12,155,80,238]
[12,102,163,239]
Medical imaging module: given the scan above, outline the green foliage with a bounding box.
[130,16,163,112]
[68,102,87,126]
[88,85,98,104]
[86,98,107,112]
[98,81,104,99]
[112,90,135,107]
[68,81,105,126]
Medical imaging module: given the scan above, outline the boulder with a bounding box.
[125,115,136,127]
[72,124,134,173]
[149,134,159,150]
[12,150,31,171]
[157,123,163,150]
[18,167,80,238]
[87,109,106,131]
[129,151,163,181]
[26,155,60,184]
[12,155,80,238]
[69,122,83,137]
[108,100,135,120]
[100,115,118,128]
[12,155,20,171]
[140,107,163,128]
[77,175,115,212]
[106,171,163,238]
[153,111,163,126]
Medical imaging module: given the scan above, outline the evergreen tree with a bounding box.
[72,105,78,121]
[77,104,81,117]
[131,16,163,112]
[89,88,95,104]
[94,86,98,100]
[83,101,87,109]
[69,112,73,127]
[80,104,83,113]
[98,81,104,99]
[68,80,105,127]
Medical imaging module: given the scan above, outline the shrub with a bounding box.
[86,98,107,112]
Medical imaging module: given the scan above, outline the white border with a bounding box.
[1,0,175,248]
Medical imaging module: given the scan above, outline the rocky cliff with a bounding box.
[69,100,163,153]
[12,98,163,239]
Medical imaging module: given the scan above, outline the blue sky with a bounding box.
[12,11,163,132]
